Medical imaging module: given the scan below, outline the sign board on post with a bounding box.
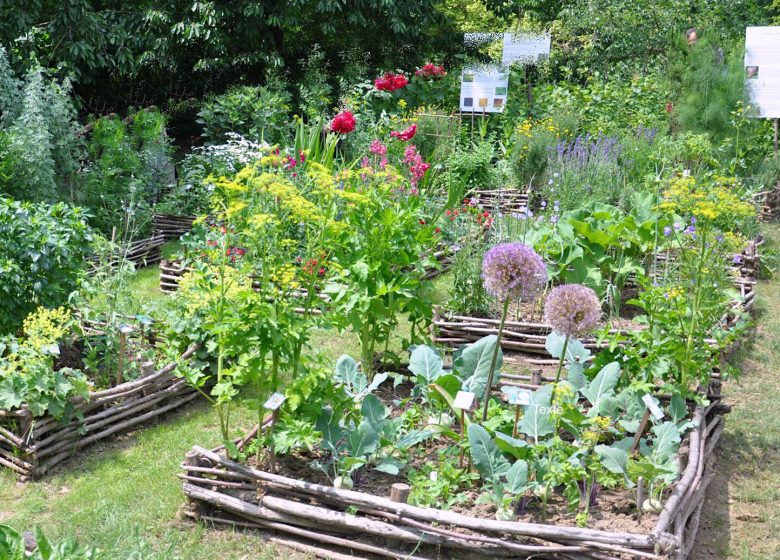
[745,26,780,119]
[502,32,551,65]
[459,66,509,113]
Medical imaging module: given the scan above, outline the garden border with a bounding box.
[433,237,762,358]
[0,343,198,480]
[153,213,197,241]
[179,398,726,560]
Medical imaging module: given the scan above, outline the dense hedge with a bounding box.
[0,198,93,333]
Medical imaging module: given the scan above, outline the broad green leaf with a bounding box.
[347,421,379,458]
[457,335,502,399]
[361,394,386,429]
[595,444,632,486]
[668,395,688,423]
[519,403,554,443]
[650,422,681,463]
[316,408,344,457]
[494,432,530,459]
[409,345,444,383]
[505,459,529,494]
[580,362,620,415]
[374,457,405,475]
[468,424,510,483]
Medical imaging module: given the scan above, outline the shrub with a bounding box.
[197,85,291,145]
[79,109,173,238]
[0,197,93,333]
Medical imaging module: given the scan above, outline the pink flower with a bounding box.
[369,140,387,155]
[390,124,417,142]
[402,144,430,186]
[415,63,446,79]
[374,72,409,92]
[330,111,356,134]
[544,284,601,337]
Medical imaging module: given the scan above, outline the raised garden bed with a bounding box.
[153,213,197,241]
[180,395,726,560]
[468,188,528,216]
[434,238,761,358]
[0,343,198,480]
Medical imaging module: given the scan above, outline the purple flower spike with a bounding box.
[482,243,548,300]
[544,284,601,337]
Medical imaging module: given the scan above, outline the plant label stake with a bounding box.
[454,391,475,468]
[636,476,645,522]
[631,394,664,454]
[263,392,286,473]
[502,386,531,439]
[116,324,134,386]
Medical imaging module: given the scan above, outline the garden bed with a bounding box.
[433,238,761,358]
[180,398,726,560]
[468,188,528,215]
[153,213,197,241]
[0,343,198,480]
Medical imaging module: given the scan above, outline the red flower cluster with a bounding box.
[444,202,494,229]
[415,63,446,79]
[390,124,417,142]
[226,246,246,262]
[331,111,356,134]
[374,72,409,92]
[296,252,328,277]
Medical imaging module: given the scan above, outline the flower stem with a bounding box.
[482,297,510,421]
[554,335,570,385]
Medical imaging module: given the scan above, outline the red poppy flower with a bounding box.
[331,111,356,134]
[374,72,409,92]
[415,63,446,79]
[390,124,417,142]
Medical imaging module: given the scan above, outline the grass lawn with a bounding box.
[1,230,779,559]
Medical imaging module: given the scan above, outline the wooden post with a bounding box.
[636,476,645,521]
[530,370,542,386]
[390,483,411,504]
[268,408,280,473]
[183,450,204,516]
[774,118,778,161]
[630,409,651,454]
[512,404,521,439]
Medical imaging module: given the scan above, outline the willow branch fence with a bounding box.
[0,343,198,480]
[180,379,725,560]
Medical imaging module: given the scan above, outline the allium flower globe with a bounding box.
[544,284,601,337]
[481,243,547,300]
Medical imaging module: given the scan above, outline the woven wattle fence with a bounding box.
[180,387,726,560]
[0,344,198,480]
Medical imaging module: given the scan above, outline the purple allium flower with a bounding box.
[544,284,601,338]
[482,243,548,300]
[663,226,672,237]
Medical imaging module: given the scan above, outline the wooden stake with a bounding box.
[636,476,645,522]
[458,408,466,468]
[630,409,651,455]
[774,118,779,161]
[389,483,410,504]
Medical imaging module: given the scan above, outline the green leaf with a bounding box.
[361,394,386,429]
[316,409,344,457]
[347,421,379,458]
[409,345,444,384]
[650,422,681,463]
[468,424,510,483]
[0,377,24,410]
[374,457,405,475]
[580,362,620,415]
[595,444,633,486]
[494,432,530,459]
[668,395,688,423]
[518,402,554,443]
[505,459,529,494]
[457,335,501,399]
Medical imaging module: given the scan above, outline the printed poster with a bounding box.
[745,26,780,118]
[460,66,508,113]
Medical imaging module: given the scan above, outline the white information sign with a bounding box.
[263,392,287,411]
[745,26,780,118]
[502,32,551,65]
[453,391,476,410]
[641,394,665,421]
[460,66,508,113]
